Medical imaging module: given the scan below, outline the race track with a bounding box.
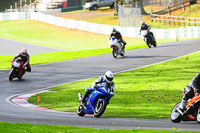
[1,38,200,131]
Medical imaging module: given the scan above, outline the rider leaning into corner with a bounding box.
[110,27,127,49]
[81,71,115,105]
[179,73,200,113]
[12,48,31,76]
[140,20,155,40]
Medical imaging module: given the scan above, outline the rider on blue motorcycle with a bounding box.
[110,27,127,49]
[81,71,115,105]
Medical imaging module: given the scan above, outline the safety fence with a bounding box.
[0,12,200,39]
[151,14,200,26]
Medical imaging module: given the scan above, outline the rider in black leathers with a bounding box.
[179,73,200,112]
[110,27,126,49]
[140,21,155,39]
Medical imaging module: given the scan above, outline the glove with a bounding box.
[195,90,200,96]
[91,82,96,89]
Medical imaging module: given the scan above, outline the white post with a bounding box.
[15,2,17,9]
[20,0,22,11]
[10,5,13,12]
[181,0,185,11]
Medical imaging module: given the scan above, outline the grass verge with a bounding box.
[0,19,191,70]
[0,45,147,70]
[29,49,200,119]
[0,20,145,50]
[0,122,194,133]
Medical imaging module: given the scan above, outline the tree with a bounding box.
[131,0,148,15]
[114,0,148,15]
[114,0,123,15]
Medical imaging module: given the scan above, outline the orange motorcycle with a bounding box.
[171,93,200,123]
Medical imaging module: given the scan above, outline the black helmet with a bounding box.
[140,21,145,27]
[112,27,117,34]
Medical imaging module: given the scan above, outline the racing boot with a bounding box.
[81,90,91,106]
[178,99,187,114]
[122,41,126,50]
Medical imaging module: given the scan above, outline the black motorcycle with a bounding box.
[141,30,157,48]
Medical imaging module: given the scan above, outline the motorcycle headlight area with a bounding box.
[13,62,20,68]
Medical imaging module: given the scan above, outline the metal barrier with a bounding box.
[61,6,83,12]
[0,12,200,39]
[151,14,200,26]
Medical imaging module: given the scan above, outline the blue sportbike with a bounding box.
[77,86,114,117]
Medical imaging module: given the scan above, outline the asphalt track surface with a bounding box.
[0,37,65,55]
[1,38,200,131]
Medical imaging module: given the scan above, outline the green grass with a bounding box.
[0,19,191,70]
[29,50,200,119]
[0,122,195,133]
[0,20,145,50]
[0,37,193,70]
[0,46,148,70]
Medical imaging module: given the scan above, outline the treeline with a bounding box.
[0,0,20,12]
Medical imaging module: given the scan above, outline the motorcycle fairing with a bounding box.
[186,94,200,108]
[182,95,200,121]
[84,90,104,114]
[109,37,122,54]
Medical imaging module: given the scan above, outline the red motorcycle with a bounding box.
[171,92,200,123]
[9,58,25,81]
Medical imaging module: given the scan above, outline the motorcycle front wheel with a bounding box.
[152,38,157,47]
[171,102,182,123]
[120,49,125,56]
[112,48,117,58]
[18,69,25,79]
[9,68,16,81]
[77,104,85,116]
[146,40,151,48]
[153,42,157,47]
[94,99,107,118]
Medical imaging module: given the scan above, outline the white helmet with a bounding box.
[21,48,27,56]
[140,21,145,27]
[104,71,114,83]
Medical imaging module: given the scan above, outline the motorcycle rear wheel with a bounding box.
[171,102,182,123]
[9,68,15,81]
[112,49,117,58]
[77,104,85,116]
[196,109,200,124]
[94,99,107,118]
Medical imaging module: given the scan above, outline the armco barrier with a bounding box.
[0,12,200,39]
